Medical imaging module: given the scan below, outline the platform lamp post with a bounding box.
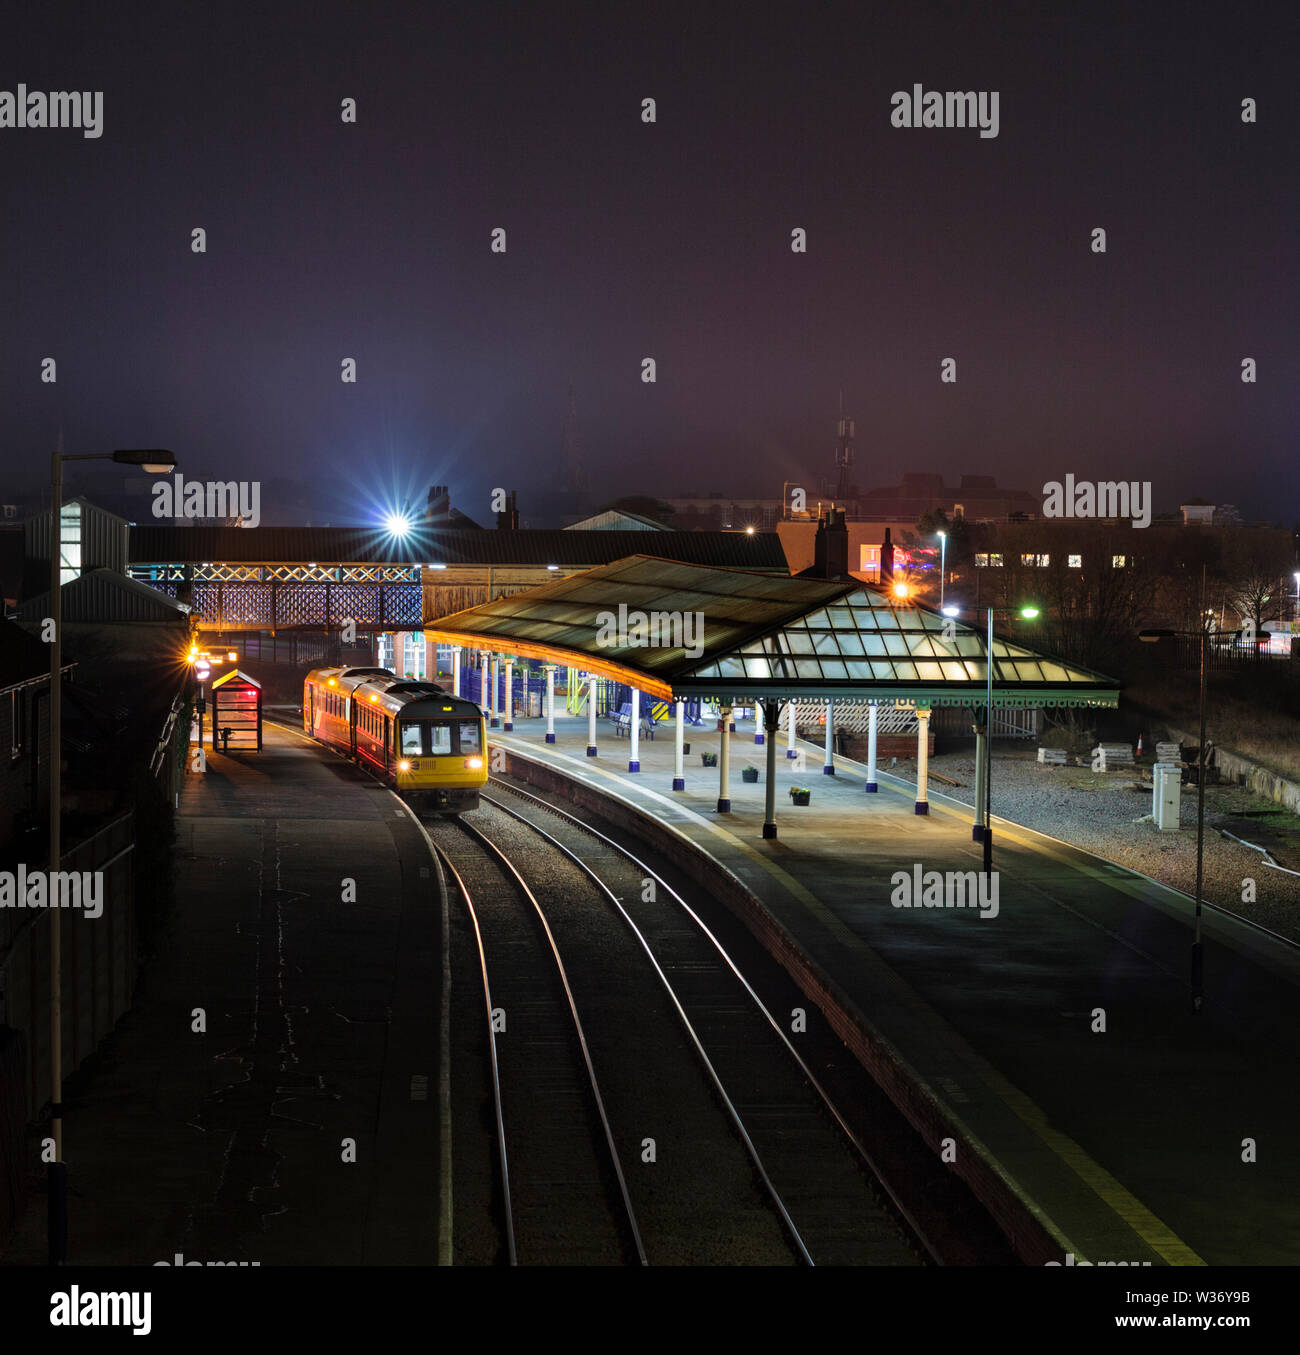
[47,445,176,1264]
[1139,563,1210,1015]
[946,600,1039,876]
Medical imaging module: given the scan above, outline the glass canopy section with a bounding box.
[425,556,1120,708]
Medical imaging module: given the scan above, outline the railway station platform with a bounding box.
[493,711,1300,1267]
[1,721,439,1266]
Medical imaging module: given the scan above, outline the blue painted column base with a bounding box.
[672,777,685,791]
[503,722,513,732]
[822,765,835,776]
[717,797,731,813]
[915,801,929,815]
[628,760,640,772]
[586,746,598,757]
[865,781,878,793]
[545,733,555,744]
[786,749,799,759]
[490,717,500,728]
[762,823,776,839]
[972,824,985,841]
[755,734,764,745]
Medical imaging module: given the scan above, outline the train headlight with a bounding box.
[399,760,411,771]
[466,757,483,770]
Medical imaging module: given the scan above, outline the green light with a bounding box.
[1019,606,1040,620]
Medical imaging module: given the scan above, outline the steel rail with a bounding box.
[445,812,649,1266]
[484,778,943,1264]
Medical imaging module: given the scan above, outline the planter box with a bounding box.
[741,767,759,782]
[701,753,718,767]
[790,790,811,805]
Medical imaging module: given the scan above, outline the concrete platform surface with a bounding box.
[2,722,439,1266]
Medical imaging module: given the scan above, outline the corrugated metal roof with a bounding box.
[17,568,191,624]
[128,525,787,570]
[425,555,1121,706]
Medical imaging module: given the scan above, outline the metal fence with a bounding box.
[787,701,1040,740]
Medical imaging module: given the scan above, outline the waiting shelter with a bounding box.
[209,668,263,751]
[425,555,1119,840]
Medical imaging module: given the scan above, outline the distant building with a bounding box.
[564,509,672,531]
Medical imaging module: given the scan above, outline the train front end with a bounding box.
[394,695,489,812]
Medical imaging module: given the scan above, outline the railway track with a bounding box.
[425,784,936,1266]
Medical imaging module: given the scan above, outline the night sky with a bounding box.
[2,1,1296,525]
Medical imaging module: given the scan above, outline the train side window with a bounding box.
[400,723,422,755]
[457,721,481,754]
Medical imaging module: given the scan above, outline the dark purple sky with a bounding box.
[2,1,1296,525]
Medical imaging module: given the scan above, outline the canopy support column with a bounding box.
[452,647,461,699]
[754,705,763,745]
[823,699,835,775]
[762,700,781,839]
[503,659,514,731]
[915,708,931,815]
[587,674,598,756]
[489,656,500,728]
[787,700,798,758]
[628,688,640,771]
[479,652,488,714]
[865,702,878,792]
[544,664,556,743]
[673,700,684,790]
[717,703,732,812]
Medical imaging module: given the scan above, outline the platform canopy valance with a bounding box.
[425,555,1120,709]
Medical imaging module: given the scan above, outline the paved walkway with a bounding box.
[2,722,439,1266]
[496,710,1300,1266]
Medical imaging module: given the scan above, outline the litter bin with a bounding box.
[1152,762,1181,831]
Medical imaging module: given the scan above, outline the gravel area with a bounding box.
[897,747,1300,944]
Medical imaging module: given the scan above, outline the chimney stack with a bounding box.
[425,484,451,525]
[496,490,519,530]
[880,527,895,586]
[812,507,849,579]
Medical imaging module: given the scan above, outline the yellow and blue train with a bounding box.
[303,666,488,812]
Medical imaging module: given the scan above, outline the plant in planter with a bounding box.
[701,751,718,767]
[741,766,759,782]
[682,742,691,755]
[789,786,811,805]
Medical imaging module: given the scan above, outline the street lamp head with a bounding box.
[892,580,910,600]
[383,512,412,537]
[112,449,175,473]
[941,605,959,617]
[1019,606,1040,620]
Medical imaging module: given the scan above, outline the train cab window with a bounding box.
[400,723,423,755]
[429,723,453,755]
[458,721,481,754]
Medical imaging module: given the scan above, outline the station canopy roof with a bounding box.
[425,555,1121,708]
